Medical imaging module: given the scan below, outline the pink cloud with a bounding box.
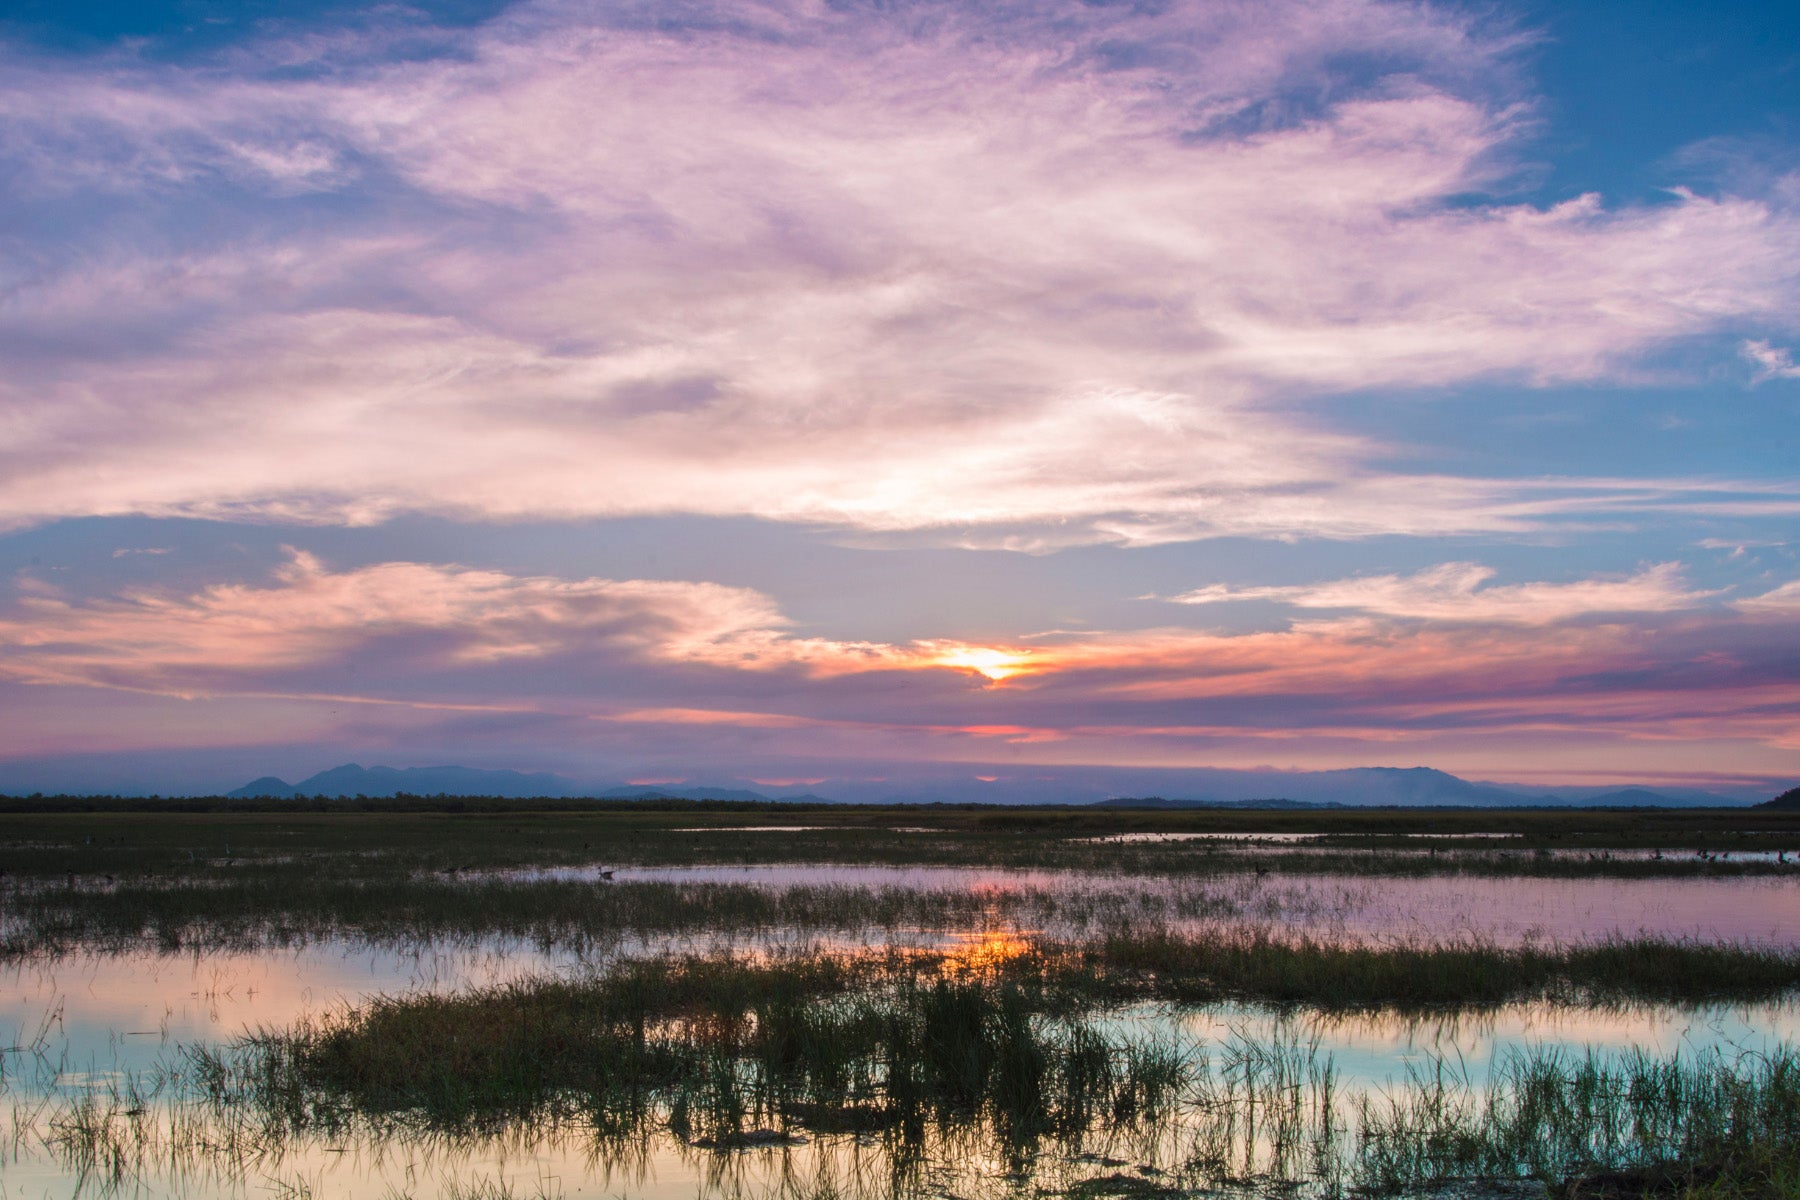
[1742,339,1800,383]
[0,2,1796,543]
[1735,580,1800,615]
[0,551,1034,696]
[1164,562,1719,623]
[4,556,1796,770]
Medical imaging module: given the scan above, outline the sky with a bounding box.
[1,0,1798,800]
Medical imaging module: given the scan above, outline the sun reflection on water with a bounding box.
[939,928,1041,976]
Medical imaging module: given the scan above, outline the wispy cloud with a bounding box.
[1742,339,1800,383]
[1162,562,1720,624]
[1,1,1797,543]
[1734,580,1800,615]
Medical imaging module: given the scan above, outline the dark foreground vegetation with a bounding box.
[135,950,1798,1199]
[4,797,1798,881]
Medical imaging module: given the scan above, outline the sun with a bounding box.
[933,646,1031,681]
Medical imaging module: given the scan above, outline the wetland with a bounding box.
[3,798,1799,1199]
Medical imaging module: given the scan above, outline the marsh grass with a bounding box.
[1071,929,1800,1008]
[9,803,1800,1197]
[27,959,1800,1200]
[217,953,1192,1151]
[8,867,1800,1016]
[4,804,1797,888]
[0,875,1252,960]
[1355,1044,1800,1197]
[6,805,1798,960]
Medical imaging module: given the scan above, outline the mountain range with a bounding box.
[225,762,1764,806]
[228,765,826,803]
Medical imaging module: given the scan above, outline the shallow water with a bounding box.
[13,942,1795,1091]
[4,939,1795,1200]
[6,858,1799,1198]
[481,862,1800,948]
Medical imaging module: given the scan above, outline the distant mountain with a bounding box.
[1312,767,1528,806]
[1759,786,1800,810]
[599,784,778,803]
[1098,796,1344,810]
[1094,766,1534,808]
[228,763,579,799]
[231,776,299,799]
[1091,767,1724,809]
[225,766,836,803]
[1575,787,1707,808]
[221,762,1761,807]
[1482,782,1745,807]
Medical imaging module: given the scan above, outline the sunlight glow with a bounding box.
[941,930,1040,977]
[933,646,1033,681]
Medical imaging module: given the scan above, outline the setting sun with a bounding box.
[933,646,1032,681]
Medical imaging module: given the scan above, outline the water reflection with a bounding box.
[3,940,1797,1199]
[478,863,1800,949]
[6,855,1798,1199]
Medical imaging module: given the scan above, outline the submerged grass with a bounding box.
[39,951,1798,1199]
[214,952,1184,1145]
[1073,929,1800,1009]
[8,868,1799,1006]
[0,874,1255,960]
[4,803,1798,885]
[10,803,1800,1197]
[6,864,1800,1011]
[1355,1044,1800,1198]
[5,803,1797,961]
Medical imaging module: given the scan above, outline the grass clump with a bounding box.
[31,955,1800,1200]
[1073,929,1800,1009]
[209,952,1187,1158]
[188,956,1800,1198]
[1356,1045,1800,1197]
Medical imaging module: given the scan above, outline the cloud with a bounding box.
[1,1,1798,543]
[5,555,1798,769]
[1162,562,1720,624]
[1742,339,1800,383]
[0,550,1020,695]
[1735,580,1800,615]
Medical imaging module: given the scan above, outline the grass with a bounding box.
[1070,929,1800,1009]
[8,800,1800,1197]
[1354,1044,1800,1198]
[208,953,1187,1144]
[31,952,1800,1199]
[177,941,1800,1131]
[3,802,1798,885]
[4,802,1798,962]
[0,873,1249,959]
[7,862,1799,1007]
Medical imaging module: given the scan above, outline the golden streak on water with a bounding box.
[939,929,1041,976]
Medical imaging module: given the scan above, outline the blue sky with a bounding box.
[1,0,1797,799]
